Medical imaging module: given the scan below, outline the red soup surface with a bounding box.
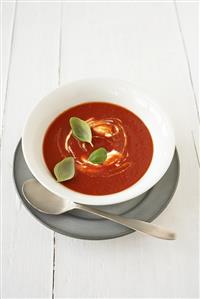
[43,102,153,195]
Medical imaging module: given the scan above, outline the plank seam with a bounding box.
[191,130,200,168]
[174,0,199,123]
[51,3,63,298]
[58,2,63,87]
[51,232,56,299]
[1,1,17,138]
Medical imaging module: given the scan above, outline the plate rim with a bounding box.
[13,140,180,241]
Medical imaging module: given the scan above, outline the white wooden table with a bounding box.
[2,1,199,298]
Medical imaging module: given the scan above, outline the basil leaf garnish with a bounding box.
[70,117,92,144]
[54,157,75,182]
[88,147,107,164]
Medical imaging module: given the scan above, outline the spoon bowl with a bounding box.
[22,179,75,215]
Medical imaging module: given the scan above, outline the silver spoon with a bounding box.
[22,179,176,240]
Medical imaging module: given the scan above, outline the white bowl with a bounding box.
[22,78,175,206]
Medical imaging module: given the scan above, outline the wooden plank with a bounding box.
[1,1,16,126]
[2,2,60,298]
[175,1,199,107]
[54,2,199,298]
[174,1,199,159]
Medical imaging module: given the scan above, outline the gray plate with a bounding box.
[13,141,180,240]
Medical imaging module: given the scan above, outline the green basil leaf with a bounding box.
[70,117,92,144]
[88,147,107,164]
[54,157,75,182]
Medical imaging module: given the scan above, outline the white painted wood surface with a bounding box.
[2,1,199,298]
[1,1,15,117]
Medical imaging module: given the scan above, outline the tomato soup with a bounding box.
[43,102,153,195]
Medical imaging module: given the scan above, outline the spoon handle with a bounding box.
[75,204,176,240]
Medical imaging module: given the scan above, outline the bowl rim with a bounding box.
[22,78,175,206]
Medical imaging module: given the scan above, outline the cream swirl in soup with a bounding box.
[64,118,130,177]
